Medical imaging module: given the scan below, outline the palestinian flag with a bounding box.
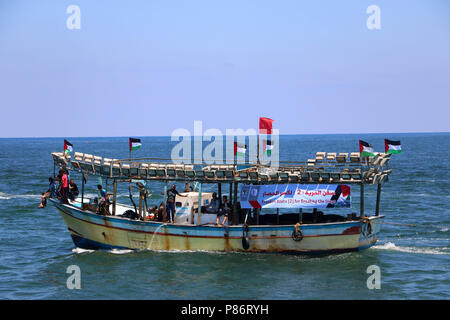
[385,139,402,154]
[64,139,73,155]
[234,142,247,157]
[259,117,274,134]
[129,138,142,152]
[359,140,375,157]
[263,139,273,156]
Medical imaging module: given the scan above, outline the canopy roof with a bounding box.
[51,151,392,185]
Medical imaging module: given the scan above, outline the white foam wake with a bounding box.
[72,247,95,254]
[72,247,133,254]
[108,249,133,254]
[372,242,449,255]
[0,192,41,200]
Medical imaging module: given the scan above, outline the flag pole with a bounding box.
[257,123,260,167]
[234,142,237,168]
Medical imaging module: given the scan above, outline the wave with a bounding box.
[372,242,449,255]
[0,192,41,200]
[144,249,229,255]
[108,249,133,254]
[72,247,95,254]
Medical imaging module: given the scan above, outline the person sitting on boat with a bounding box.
[38,177,57,208]
[216,195,231,226]
[97,184,107,201]
[145,206,156,221]
[97,184,111,215]
[68,179,79,201]
[54,172,62,199]
[157,202,165,222]
[184,182,193,192]
[203,192,220,213]
[166,184,187,223]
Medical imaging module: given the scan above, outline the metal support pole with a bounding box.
[112,180,117,216]
[197,183,202,225]
[257,133,260,165]
[81,172,85,208]
[375,184,381,216]
[360,183,365,218]
[138,192,143,219]
[233,182,238,225]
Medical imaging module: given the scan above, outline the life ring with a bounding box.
[292,223,303,242]
[242,224,250,250]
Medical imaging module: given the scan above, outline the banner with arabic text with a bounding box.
[239,184,351,209]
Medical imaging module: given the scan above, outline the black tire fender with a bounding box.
[292,223,303,242]
[242,224,250,250]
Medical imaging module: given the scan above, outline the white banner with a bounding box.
[239,184,351,209]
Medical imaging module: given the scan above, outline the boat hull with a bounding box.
[50,199,383,254]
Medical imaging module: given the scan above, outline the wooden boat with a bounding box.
[49,150,392,254]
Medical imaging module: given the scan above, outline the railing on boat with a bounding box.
[51,151,392,186]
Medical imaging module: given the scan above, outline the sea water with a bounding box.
[0,133,448,299]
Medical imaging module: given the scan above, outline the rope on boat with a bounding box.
[361,217,372,235]
[371,221,449,230]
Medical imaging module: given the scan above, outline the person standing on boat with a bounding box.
[216,195,231,226]
[60,169,69,204]
[166,184,187,223]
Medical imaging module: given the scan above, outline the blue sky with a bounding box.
[0,0,449,137]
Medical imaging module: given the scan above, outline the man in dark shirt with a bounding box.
[216,195,231,226]
[166,184,187,223]
[68,179,79,201]
[204,192,220,213]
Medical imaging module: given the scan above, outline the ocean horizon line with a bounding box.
[0,131,449,139]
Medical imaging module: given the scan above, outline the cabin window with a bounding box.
[216,170,224,178]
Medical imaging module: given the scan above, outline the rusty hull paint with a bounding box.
[52,200,383,254]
